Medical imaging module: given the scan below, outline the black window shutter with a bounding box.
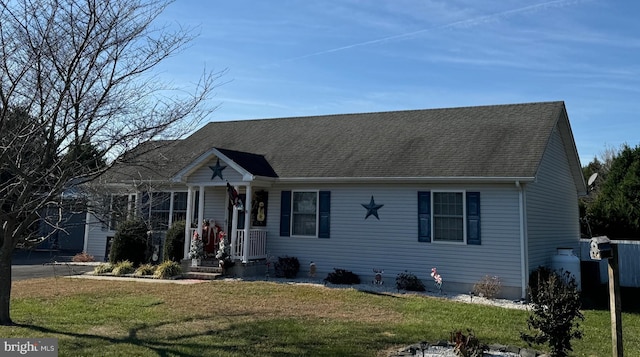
[280,191,291,237]
[418,191,431,242]
[467,192,481,245]
[318,191,330,238]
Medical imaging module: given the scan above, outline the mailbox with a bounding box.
[589,236,613,260]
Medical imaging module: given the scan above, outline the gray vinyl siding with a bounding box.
[187,157,244,184]
[265,183,523,291]
[526,126,581,271]
[84,213,111,261]
[203,187,227,228]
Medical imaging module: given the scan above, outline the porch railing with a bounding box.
[188,227,267,263]
[234,229,267,262]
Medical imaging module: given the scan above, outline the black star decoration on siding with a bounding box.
[209,159,226,180]
[361,196,384,220]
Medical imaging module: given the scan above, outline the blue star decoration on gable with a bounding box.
[209,159,226,180]
[361,196,384,220]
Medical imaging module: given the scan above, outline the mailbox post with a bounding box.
[590,236,623,357]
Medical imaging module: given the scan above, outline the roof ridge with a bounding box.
[203,100,566,124]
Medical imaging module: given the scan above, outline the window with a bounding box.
[148,192,171,230]
[418,191,481,245]
[109,194,136,230]
[433,192,464,242]
[171,192,188,224]
[280,190,330,238]
[141,191,188,231]
[292,191,317,236]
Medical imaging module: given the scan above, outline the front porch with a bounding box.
[173,147,276,265]
[187,227,268,263]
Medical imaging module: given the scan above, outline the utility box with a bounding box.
[589,236,613,260]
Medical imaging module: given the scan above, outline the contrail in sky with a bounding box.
[275,0,585,64]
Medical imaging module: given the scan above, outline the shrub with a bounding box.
[274,256,300,279]
[451,329,485,357]
[153,260,182,279]
[93,263,114,274]
[472,275,502,299]
[134,263,156,277]
[396,271,426,291]
[72,251,95,262]
[324,268,361,285]
[112,260,135,276]
[164,220,186,262]
[109,218,148,265]
[527,266,553,301]
[521,267,583,357]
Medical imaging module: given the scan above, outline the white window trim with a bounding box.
[168,191,188,228]
[431,190,467,245]
[290,190,319,238]
[146,190,189,231]
[108,193,137,232]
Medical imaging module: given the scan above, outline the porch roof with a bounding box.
[171,147,278,183]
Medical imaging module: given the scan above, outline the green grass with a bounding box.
[3,278,640,356]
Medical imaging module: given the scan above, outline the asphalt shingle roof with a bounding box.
[103,101,572,183]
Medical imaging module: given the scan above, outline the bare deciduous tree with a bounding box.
[0,0,222,325]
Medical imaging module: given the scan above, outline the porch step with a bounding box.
[182,271,223,280]
[181,264,224,281]
[189,265,223,273]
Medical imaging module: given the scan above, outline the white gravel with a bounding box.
[235,276,531,310]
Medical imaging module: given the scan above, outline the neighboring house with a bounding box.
[83,101,586,299]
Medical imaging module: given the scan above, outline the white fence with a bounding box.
[579,239,640,288]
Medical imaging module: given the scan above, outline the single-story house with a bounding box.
[83,101,586,299]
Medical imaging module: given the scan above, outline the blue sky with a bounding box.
[156,0,639,166]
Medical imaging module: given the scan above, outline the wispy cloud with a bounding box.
[273,0,586,64]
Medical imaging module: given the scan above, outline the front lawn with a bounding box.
[3,278,639,356]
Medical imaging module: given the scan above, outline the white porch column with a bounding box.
[230,188,238,259]
[184,186,195,259]
[197,185,205,236]
[242,185,252,263]
[168,191,175,228]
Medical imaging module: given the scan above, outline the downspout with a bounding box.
[516,180,528,299]
[83,212,90,254]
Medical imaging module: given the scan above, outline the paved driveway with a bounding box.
[11,250,97,281]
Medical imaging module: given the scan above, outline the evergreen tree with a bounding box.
[588,144,640,239]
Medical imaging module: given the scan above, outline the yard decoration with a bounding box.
[309,261,317,277]
[215,231,233,269]
[373,268,384,285]
[361,196,384,220]
[227,182,244,210]
[431,267,443,293]
[209,158,226,180]
[188,231,204,266]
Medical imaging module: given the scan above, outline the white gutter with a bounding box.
[276,176,537,184]
[516,180,528,299]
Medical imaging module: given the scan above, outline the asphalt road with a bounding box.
[11,250,97,281]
